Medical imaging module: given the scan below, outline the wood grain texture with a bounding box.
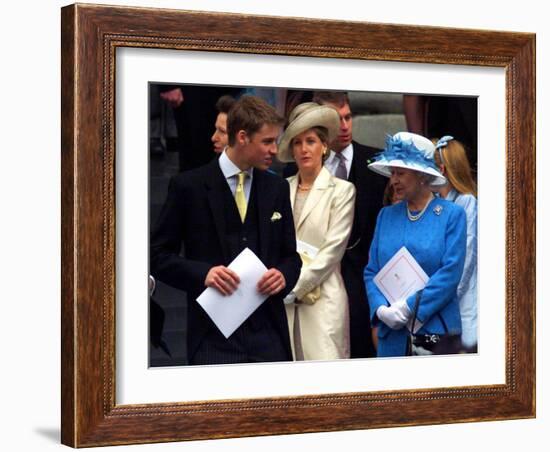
[60,3,536,447]
[60,5,76,446]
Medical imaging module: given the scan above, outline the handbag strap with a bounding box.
[407,290,423,356]
[411,290,422,331]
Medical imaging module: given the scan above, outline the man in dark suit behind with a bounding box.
[284,91,386,358]
[151,95,301,365]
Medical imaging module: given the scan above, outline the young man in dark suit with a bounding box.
[284,91,386,358]
[151,95,301,365]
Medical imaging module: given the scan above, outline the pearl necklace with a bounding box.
[407,195,434,222]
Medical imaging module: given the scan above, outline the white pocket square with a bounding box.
[270,211,282,222]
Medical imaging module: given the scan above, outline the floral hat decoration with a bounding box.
[368,131,447,186]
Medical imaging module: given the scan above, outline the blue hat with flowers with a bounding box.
[368,131,447,186]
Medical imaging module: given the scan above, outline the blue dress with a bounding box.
[364,197,467,357]
[445,189,478,348]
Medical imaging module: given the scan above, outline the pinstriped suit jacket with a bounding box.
[151,158,301,363]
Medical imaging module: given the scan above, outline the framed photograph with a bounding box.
[146,83,478,369]
[61,3,535,447]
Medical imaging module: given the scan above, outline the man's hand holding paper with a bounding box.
[197,248,279,338]
[257,268,286,296]
[204,265,240,295]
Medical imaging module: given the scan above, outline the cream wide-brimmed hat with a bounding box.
[368,131,447,186]
[277,102,340,163]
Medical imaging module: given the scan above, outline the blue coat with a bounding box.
[364,198,467,357]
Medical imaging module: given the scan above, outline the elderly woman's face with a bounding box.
[291,129,326,172]
[390,167,424,201]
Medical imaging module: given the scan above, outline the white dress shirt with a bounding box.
[218,150,253,203]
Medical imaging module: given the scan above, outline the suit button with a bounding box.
[242,237,247,242]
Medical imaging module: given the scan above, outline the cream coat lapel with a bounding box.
[294,167,334,231]
[288,174,299,212]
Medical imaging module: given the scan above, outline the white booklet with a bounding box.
[296,239,319,262]
[196,248,268,338]
[373,246,429,333]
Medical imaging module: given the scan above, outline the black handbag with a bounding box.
[407,290,462,356]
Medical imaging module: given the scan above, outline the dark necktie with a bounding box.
[334,152,347,179]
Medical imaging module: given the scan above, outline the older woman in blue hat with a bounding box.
[364,132,467,357]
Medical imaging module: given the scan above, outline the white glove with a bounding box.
[377,300,412,330]
[283,292,297,305]
[393,299,412,320]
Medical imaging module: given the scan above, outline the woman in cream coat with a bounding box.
[279,103,356,361]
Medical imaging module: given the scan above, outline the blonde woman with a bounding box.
[278,103,355,361]
[433,136,478,351]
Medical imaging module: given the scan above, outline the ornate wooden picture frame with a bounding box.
[61,3,535,447]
